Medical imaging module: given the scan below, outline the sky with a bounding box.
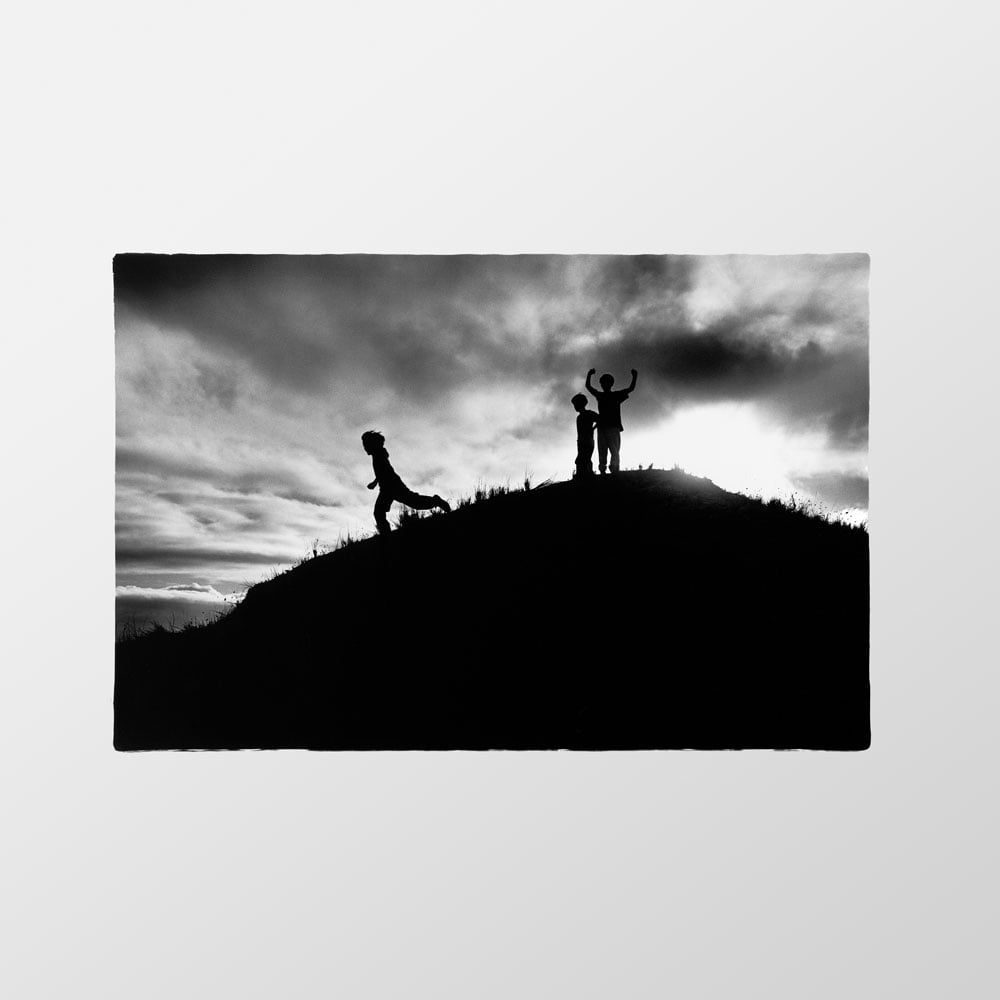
[115,253,869,630]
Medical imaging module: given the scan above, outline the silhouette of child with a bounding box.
[585,367,638,474]
[571,393,599,477]
[361,430,451,535]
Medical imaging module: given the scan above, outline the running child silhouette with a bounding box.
[585,367,638,474]
[571,393,599,477]
[361,430,451,535]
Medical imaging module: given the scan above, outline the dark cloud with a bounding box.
[598,323,818,390]
[116,545,299,567]
[766,345,869,447]
[594,255,697,312]
[115,254,693,399]
[116,443,344,509]
[115,254,569,397]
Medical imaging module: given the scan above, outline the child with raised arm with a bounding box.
[361,430,451,535]
[571,393,599,478]
[585,367,638,474]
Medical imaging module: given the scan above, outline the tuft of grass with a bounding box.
[117,606,234,645]
[300,535,359,561]
[756,491,867,532]
[479,481,514,503]
[118,615,154,643]
[396,508,429,529]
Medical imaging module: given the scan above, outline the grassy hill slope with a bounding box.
[115,469,870,750]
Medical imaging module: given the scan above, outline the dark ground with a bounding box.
[115,469,870,750]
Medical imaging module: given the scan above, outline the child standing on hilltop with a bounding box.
[585,367,638,474]
[571,393,599,478]
[361,431,451,535]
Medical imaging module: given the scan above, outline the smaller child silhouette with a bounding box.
[571,393,599,478]
[361,430,451,535]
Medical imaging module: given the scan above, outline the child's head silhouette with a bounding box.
[361,430,385,455]
[599,373,615,390]
[571,393,588,411]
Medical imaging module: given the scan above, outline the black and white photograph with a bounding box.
[115,253,870,750]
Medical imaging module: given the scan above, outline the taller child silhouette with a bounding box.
[585,367,638,474]
[361,431,451,535]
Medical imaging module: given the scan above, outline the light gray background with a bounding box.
[2,2,997,997]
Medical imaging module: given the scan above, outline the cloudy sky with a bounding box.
[115,254,868,629]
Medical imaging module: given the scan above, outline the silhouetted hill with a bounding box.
[115,470,869,750]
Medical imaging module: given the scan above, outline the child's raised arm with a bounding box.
[585,367,598,397]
